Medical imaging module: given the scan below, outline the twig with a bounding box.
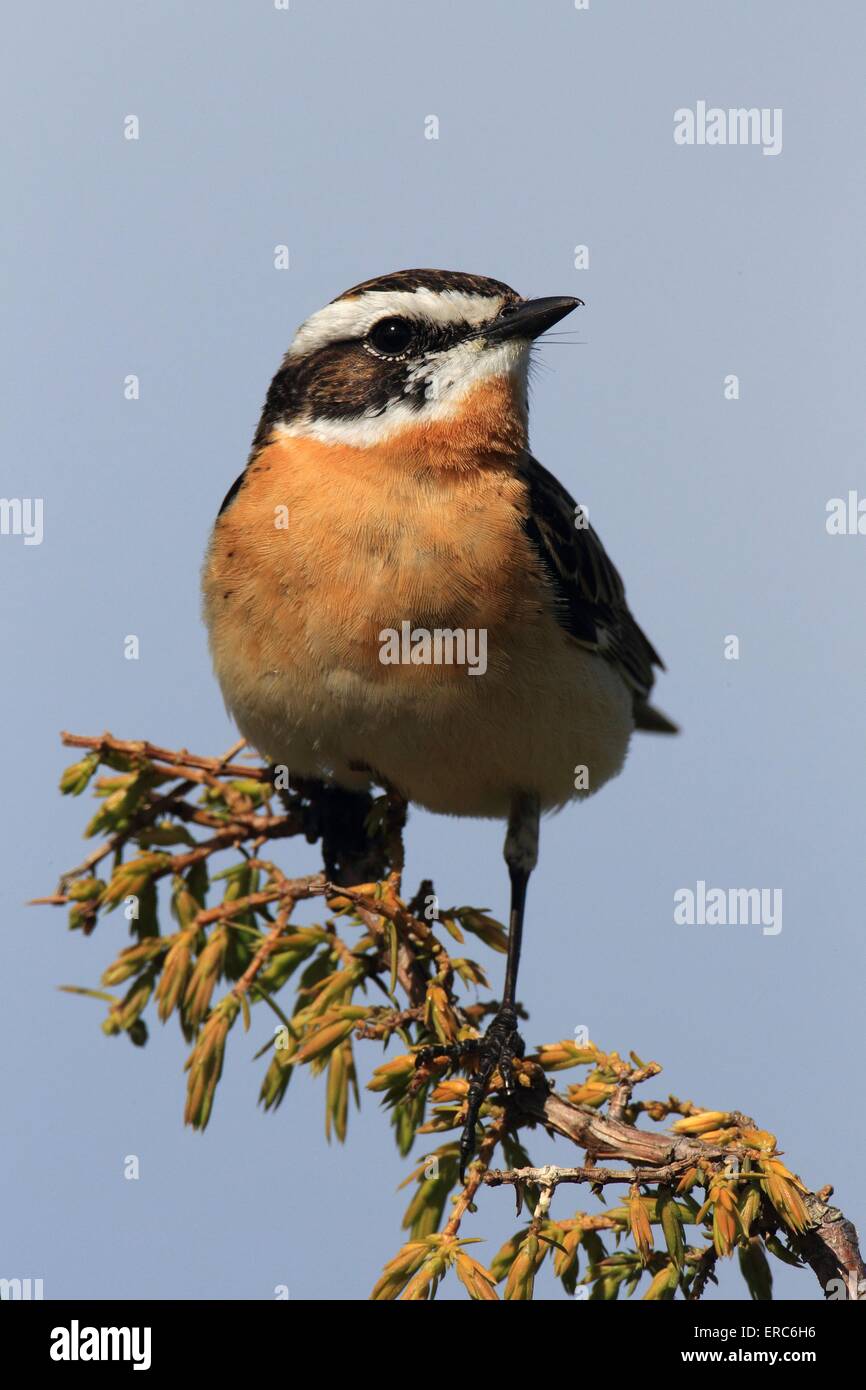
[608,1062,662,1121]
[60,731,263,781]
[195,875,326,927]
[688,1246,718,1300]
[355,1007,425,1040]
[482,1159,695,1190]
[442,1108,509,1240]
[233,902,295,1001]
[512,1082,866,1299]
[55,735,258,890]
[793,1194,866,1300]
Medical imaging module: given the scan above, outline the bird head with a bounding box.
[252,269,581,462]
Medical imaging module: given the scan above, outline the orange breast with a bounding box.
[203,377,543,690]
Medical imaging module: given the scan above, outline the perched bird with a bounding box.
[202,268,675,1174]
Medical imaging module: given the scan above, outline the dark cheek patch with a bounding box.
[254,340,435,438]
[244,306,501,471]
[305,344,407,419]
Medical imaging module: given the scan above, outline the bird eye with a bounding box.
[366,317,416,356]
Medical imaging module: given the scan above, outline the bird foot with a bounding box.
[416,1006,525,1181]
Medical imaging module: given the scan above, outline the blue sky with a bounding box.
[3,0,864,1301]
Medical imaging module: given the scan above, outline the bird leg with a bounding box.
[417,792,540,1179]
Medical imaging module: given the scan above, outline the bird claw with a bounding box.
[416,1006,524,1182]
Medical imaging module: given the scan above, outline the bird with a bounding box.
[202,267,676,1176]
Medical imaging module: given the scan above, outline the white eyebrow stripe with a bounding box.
[285,288,505,358]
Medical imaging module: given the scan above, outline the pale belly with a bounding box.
[210,612,634,819]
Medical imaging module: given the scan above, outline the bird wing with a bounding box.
[517,454,676,730]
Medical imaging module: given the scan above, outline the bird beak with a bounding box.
[481,295,582,344]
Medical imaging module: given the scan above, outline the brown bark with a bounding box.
[510,1083,866,1300]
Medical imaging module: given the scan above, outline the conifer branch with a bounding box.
[39,731,865,1302]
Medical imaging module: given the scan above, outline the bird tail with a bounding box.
[634,701,679,735]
